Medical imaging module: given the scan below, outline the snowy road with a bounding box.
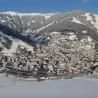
[0,74,98,98]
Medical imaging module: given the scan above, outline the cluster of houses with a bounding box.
[0,31,98,80]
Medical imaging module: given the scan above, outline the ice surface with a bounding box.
[0,74,98,98]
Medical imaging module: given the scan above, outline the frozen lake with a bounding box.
[0,74,98,98]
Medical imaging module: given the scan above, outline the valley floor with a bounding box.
[0,73,98,98]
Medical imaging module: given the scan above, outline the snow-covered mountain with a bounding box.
[0,10,98,80]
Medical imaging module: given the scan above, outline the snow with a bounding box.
[33,22,54,33]
[13,24,16,28]
[94,15,98,30]
[11,39,33,55]
[3,38,33,56]
[72,17,82,24]
[27,22,30,26]
[0,74,98,98]
[94,62,98,66]
[1,20,5,23]
[19,13,54,20]
[67,32,77,40]
[0,11,54,20]
[25,29,33,33]
[50,32,77,41]
[68,34,77,40]
[0,31,34,56]
[32,20,36,23]
[6,16,11,21]
[85,13,92,21]
[87,36,92,42]
[82,30,88,34]
[41,21,44,24]
[51,31,60,35]
[85,13,98,31]
[43,13,55,20]
[80,36,92,42]
[1,11,17,16]
[27,20,36,26]
[69,32,74,35]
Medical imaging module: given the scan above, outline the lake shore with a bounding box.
[0,73,98,98]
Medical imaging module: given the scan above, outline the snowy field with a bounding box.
[0,74,98,98]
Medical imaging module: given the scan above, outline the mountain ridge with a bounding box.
[0,10,98,80]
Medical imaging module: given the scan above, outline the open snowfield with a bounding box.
[0,74,98,98]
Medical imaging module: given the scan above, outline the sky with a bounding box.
[0,0,97,13]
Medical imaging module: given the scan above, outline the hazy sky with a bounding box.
[0,0,97,13]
